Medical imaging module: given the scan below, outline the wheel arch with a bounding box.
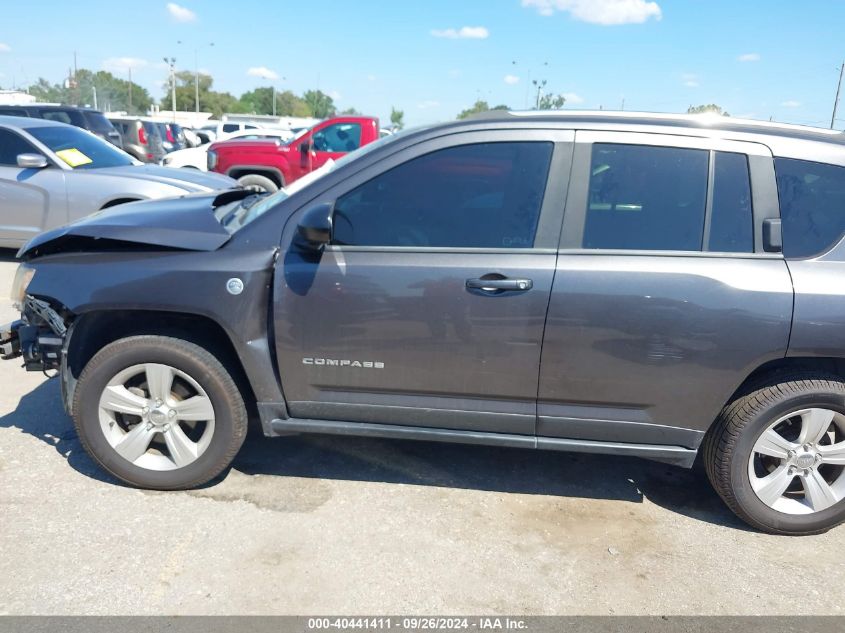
[226,165,285,188]
[65,309,257,417]
[99,197,144,210]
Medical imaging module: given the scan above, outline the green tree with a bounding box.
[457,100,508,119]
[163,71,244,117]
[538,93,566,110]
[390,107,404,130]
[687,104,730,116]
[26,70,152,114]
[339,106,361,115]
[303,90,336,118]
[238,86,276,114]
[274,90,312,117]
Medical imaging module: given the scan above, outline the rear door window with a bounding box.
[583,144,709,251]
[776,158,845,258]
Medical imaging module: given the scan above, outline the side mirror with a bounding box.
[17,153,48,169]
[295,202,333,250]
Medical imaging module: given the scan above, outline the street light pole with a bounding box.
[178,40,213,116]
[163,57,176,122]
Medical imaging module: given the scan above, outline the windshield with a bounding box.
[213,128,413,233]
[26,125,134,169]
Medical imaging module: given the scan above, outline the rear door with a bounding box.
[537,131,794,448]
[274,129,574,434]
[0,127,67,248]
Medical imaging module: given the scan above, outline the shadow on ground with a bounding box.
[0,377,749,531]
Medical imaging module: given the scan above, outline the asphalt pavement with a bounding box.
[0,248,842,615]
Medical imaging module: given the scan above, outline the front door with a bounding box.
[537,132,794,448]
[0,128,67,248]
[275,130,574,434]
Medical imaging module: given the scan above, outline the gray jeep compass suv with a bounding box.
[3,111,845,535]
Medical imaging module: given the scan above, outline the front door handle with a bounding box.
[466,277,533,292]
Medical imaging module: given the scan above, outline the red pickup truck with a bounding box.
[208,116,380,192]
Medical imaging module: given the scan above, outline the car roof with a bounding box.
[0,115,67,129]
[460,110,845,147]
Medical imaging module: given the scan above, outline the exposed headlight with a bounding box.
[207,149,217,171]
[11,264,36,311]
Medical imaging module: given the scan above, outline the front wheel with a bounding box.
[705,374,845,535]
[72,335,248,489]
[237,173,279,193]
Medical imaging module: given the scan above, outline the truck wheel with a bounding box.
[704,374,845,535]
[72,335,248,490]
[237,174,279,193]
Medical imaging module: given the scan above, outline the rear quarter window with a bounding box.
[775,158,845,258]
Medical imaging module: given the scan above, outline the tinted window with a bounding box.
[709,151,754,252]
[776,158,845,258]
[0,128,38,165]
[222,123,239,133]
[82,111,117,134]
[332,142,552,248]
[0,108,28,117]
[38,109,85,127]
[25,125,133,169]
[584,144,709,251]
[313,123,362,153]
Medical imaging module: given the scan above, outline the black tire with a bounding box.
[704,373,845,535]
[72,335,248,490]
[236,173,279,193]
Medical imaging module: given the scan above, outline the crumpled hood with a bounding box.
[18,189,253,259]
[91,164,237,191]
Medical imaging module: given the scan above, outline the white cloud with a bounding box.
[562,92,584,104]
[246,66,279,80]
[522,0,661,25]
[681,73,699,88]
[737,53,761,62]
[166,3,196,22]
[0,43,10,53]
[418,100,440,109]
[430,26,489,39]
[504,74,520,85]
[781,100,802,108]
[102,57,148,73]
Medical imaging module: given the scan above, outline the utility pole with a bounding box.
[831,61,844,129]
[272,85,276,117]
[163,57,177,122]
[128,66,133,113]
[92,85,97,109]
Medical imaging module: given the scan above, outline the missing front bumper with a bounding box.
[0,320,22,360]
[1,296,68,371]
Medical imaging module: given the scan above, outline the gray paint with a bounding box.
[8,111,845,467]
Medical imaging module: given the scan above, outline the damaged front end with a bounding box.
[1,295,69,372]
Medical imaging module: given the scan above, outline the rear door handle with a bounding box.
[466,277,533,292]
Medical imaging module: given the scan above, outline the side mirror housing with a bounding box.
[17,153,48,169]
[295,202,333,250]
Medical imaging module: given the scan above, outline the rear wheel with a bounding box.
[72,335,248,489]
[705,374,845,535]
[237,173,279,193]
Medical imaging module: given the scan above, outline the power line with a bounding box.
[831,61,844,129]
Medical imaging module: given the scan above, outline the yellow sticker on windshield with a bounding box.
[55,148,93,168]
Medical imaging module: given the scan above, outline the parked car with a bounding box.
[200,120,262,141]
[0,104,123,148]
[163,128,295,170]
[0,116,237,248]
[107,116,166,163]
[153,122,185,153]
[5,111,845,536]
[208,115,379,191]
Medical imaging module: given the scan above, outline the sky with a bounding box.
[0,0,843,128]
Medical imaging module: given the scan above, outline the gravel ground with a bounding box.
[0,248,842,616]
